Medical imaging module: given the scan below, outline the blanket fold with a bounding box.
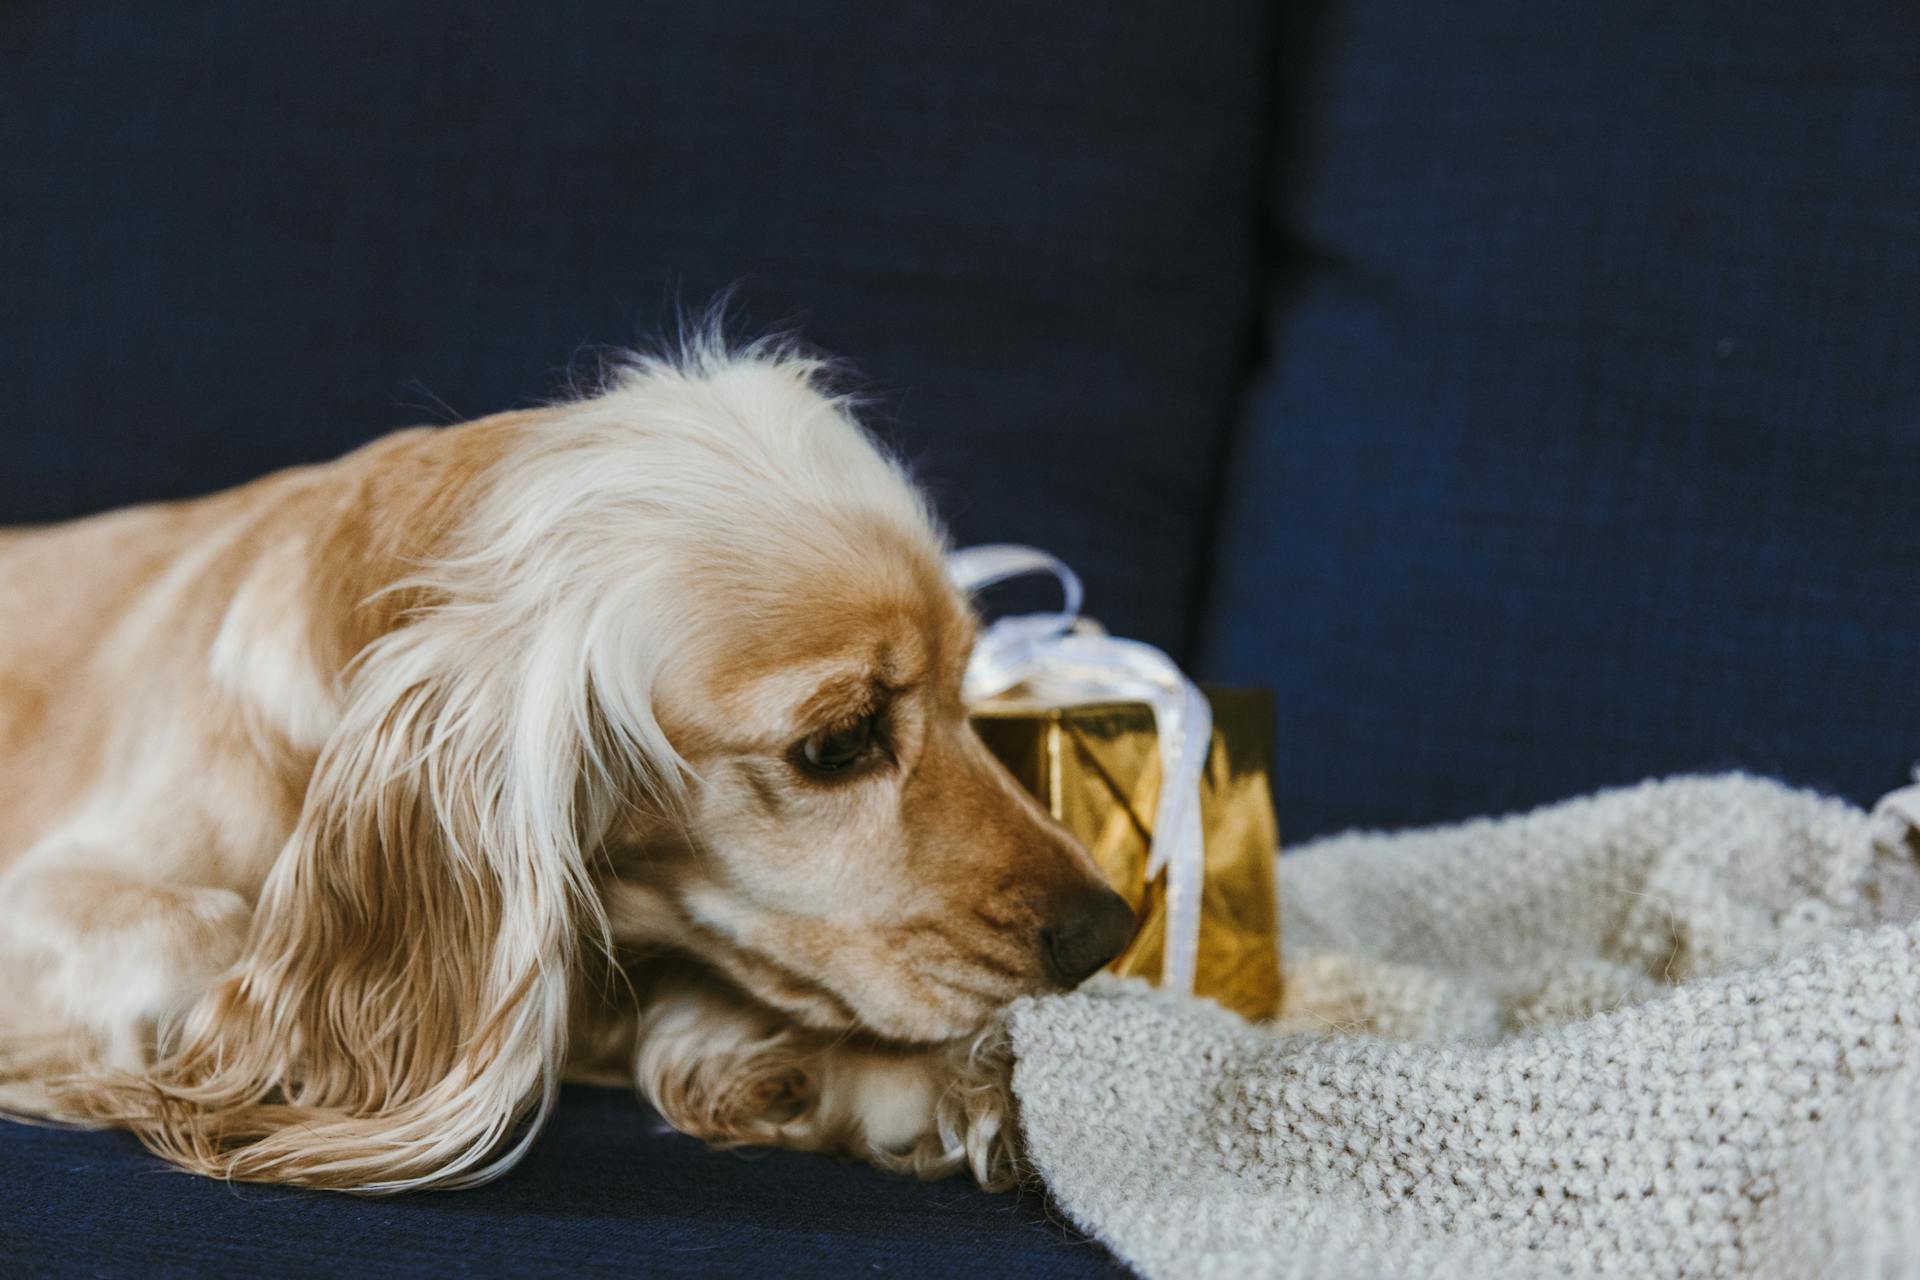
[1009,775,1920,1279]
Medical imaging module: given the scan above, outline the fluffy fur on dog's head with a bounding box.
[76,341,1128,1190]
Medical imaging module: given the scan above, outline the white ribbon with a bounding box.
[949,544,1212,996]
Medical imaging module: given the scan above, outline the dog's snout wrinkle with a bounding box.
[1038,884,1136,990]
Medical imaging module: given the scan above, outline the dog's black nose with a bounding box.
[1040,885,1137,989]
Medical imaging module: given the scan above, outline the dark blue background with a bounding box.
[3,0,1271,662]
[6,0,1919,1272]
[1203,0,1920,835]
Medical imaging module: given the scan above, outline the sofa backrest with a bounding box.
[1,1,1270,658]
[10,3,1917,843]
[1203,0,1920,837]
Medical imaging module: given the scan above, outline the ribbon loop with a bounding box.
[951,544,1211,996]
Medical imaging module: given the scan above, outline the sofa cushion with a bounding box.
[0,1087,1118,1277]
[1202,0,1920,838]
[1,0,1271,656]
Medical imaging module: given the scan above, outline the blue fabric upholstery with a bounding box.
[2,0,1270,657]
[1203,0,1920,839]
[0,1088,1118,1278]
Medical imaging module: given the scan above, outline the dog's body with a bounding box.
[0,346,1133,1190]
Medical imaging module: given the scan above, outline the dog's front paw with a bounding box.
[630,969,1024,1188]
[633,983,822,1146]
[854,1022,1021,1190]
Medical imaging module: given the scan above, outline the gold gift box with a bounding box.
[971,688,1282,1021]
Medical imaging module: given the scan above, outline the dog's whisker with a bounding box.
[918,925,1031,981]
[912,967,1013,1006]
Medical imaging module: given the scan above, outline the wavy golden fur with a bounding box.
[0,343,1132,1191]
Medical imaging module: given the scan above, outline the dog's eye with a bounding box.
[796,714,876,777]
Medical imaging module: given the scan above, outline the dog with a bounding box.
[0,340,1136,1190]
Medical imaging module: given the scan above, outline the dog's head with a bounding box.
[592,353,1132,1042]
[632,517,1132,1043]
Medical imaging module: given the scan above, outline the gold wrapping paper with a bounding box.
[971,688,1282,1021]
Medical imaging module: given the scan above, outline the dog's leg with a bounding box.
[630,964,1020,1188]
[0,860,249,1100]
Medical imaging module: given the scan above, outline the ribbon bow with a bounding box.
[949,544,1212,996]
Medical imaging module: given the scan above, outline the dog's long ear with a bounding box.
[123,616,626,1190]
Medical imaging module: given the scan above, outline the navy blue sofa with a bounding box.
[5,1,1916,1274]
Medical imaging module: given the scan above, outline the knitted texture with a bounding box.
[1007,774,1920,1279]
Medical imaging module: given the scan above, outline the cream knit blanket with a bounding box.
[1006,774,1920,1279]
